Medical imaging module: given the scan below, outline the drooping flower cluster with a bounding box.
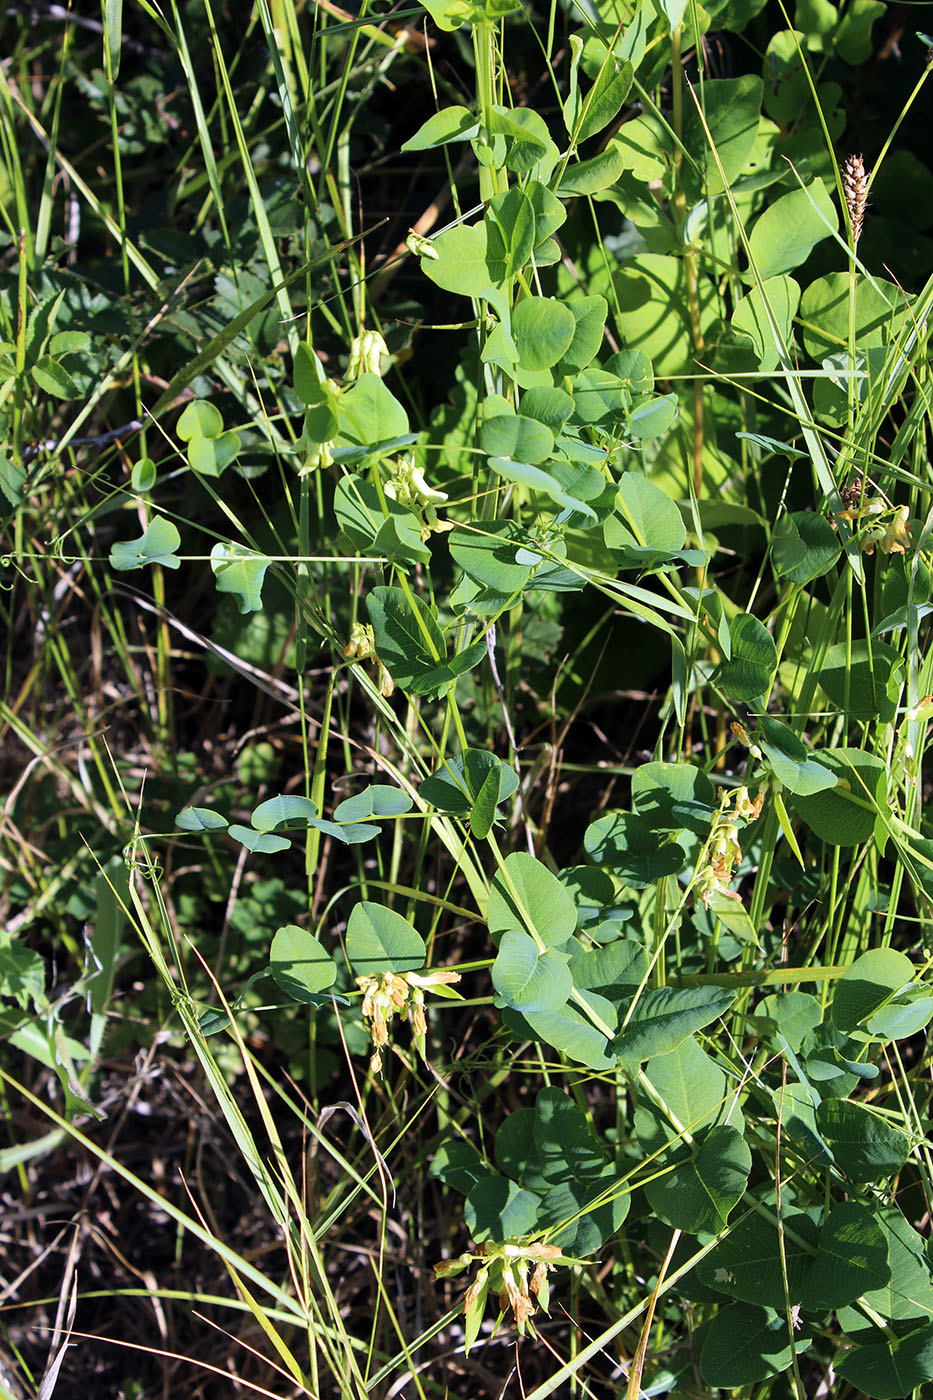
[384,456,450,540]
[358,966,461,1074]
[435,1240,564,1353]
[694,784,764,909]
[838,479,912,555]
[343,621,395,698]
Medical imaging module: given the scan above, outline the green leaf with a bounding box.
[420,750,519,822]
[684,76,764,198]
[614,253,718,376]
[731,275,800,370]
[615,986,736,1069]
[345,902,426,975]
[227,824,290,854]
[486,186,536,282]
[430,1139,488,1194]
[583,810,687,885]
[572,59,634,143]
[835,0,885,63]
[270,925,337,1002]
[0,451,26,510]
[568,938,647,995]
[628,393,679,440]
[556,143,626,196]
[175,807,229,832]
[630,761,717,835]
[645,1125,751,1233]
[401,105,479,150]
[505,1002,614,1069]
[487,852,577,948]
[251,795,319,831]
[605,472,686,568]
[511,297,576,371]
[836,1324,933,1399]
[293,343,328,407]
[800,1201,889,1310]
[818,639,905,722]
[554,296,608,375]
[747,177,837,280]
[334,474,430,565]
[792,747,885,846]
[832,948,915,1034]
[716,612,776,702]
[635,1036,734,1151]
[465,1176,540,1241]
[210,543,270,614]
[366,586,448,696]
[177,399,223,440]
[700,1304,810,1387]
[698,1209,820,1307]
[816,1098,910,1182]
[188,428,241,476]
[333,786,413,821]
[771,510,840,583]
[480,408,554,464]
[531,1087,610,1185]
[31,355,79,399]
[421,221,506,312]
[488,106,555,174]
[131,457,156,492]
[110,517,181,571]
[337,373,409,449]
[492,931,573,1013]
[800,273,909,362]
[756,716,837,796]
[859,1209,933,1321]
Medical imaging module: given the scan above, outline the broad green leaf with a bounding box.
[488,106,554,174]
[0,451,26,510]
[505,1002,614,1069]
[818,639,904,722]
[492,931,573,1013]
[773,1080,833,1165]
[573,59,634,143]
[837,1323,933,1399]
[731,275,800,370]
[800,1201,889,1310]
[334,474,430,564]
[698,1209,819,1307]
[465,1176,540,1241]
[227,824,290,854]
[746,177,837,281]
[792,747,885,846]
[177,399,223,440]
[420,221,506,311]
[307,817,380,845]
[532,1087,609,1185]
[175,807,228,832]
[604,472,686,567]
[615,986,736,1069]
[480,409,554,464]
[401,105,479,150]
[816,1098,910,1182]
[716,611,776,702]
[756,989,822,1051]
[557,143,626,196]
[293,343,328,407]
[832,947,914,1033]
[131,457,156,492]
[188,428,240,476]
[835,0,885,63]
[630,761,717,835]
[800,273,910,362]
[487,456,596,518]
[430,1140,488,1194]
[511,297,576,371]
[333,786,413,821]
[756,716,837,796]
[486,186,536,282]
[538,1171,627,1254]
[628,393,679,440]
[487,852,577,948]
[860,1209,933,1320]
[645,1125,751,1233]
[614,253,718,376]
[251,795,319,831]
[496,1109,546,1188]
[700,1303,810,1387]
[568,938,646,995]
[771,510,840,583]
[210,543,270,614]
[635,1035,733,1150]
[449,522,535,600]
[684,76,764,197]
[270,925,337,1002]
[866,993,933,1042]
[583,810,686,885]
[554,296,607,375]
[110,517,181,571]
[420,749,519,816]
[366,586,448,695]
[346,901,426,975]
[337,373,409,448]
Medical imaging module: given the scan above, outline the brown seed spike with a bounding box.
[842,154,869,247]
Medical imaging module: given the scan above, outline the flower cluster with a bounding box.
[695,784,764,909]
[358,966,461,1074]
[384,456,450,540]
[343,621,395,697]
[435,1240,564,1354]
[838,481,912,555]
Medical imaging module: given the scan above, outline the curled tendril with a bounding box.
[122,839,162,880]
